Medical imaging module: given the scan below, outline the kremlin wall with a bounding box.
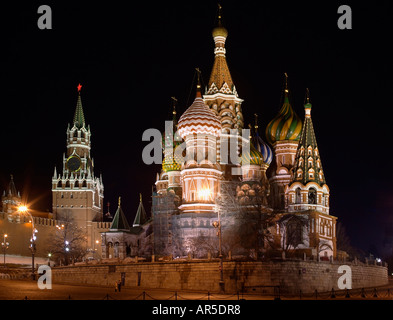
[51,258,388,294]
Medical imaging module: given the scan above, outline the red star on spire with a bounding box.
[77,83,82,92]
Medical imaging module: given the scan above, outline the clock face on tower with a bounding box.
[66,155,82,172]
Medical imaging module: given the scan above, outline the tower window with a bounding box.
[308,168,315,179]
[308,188,317,204]
[295,188,301,204]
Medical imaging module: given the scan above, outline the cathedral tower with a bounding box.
[266,74,302,210]
[203,4,244,133]
[284,89,336,260]
[177,74,222,214]
[52,84,104,251]
[202,5,245,180]
[285,89,330,214]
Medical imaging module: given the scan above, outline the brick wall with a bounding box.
[52,259,388,294]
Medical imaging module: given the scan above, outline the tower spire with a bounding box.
[292,88,325,186]
[208,4,233,93]
[204,4,244,131]
[195,67,202,98]
[133,194,148,227]
[285,88,330,215]
[73,83,85,129]
[217,3,223,27]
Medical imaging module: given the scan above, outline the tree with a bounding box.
[277,213,309,257]
[217,180,278,260]
[336,222,362,259]
[47,211,87,265]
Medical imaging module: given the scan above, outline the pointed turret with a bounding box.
[6,174,18,197]
[208,5,233,94]
[73,83,85,129]
[204,4,244,132]
[110,197,131,231]
[292,89,326,186]
[133,194,148,227]
[285,88,330,214]
[2,174,22,214]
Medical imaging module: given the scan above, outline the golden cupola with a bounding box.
[265,73,302,145]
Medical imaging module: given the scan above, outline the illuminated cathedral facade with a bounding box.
[151,7,337,261]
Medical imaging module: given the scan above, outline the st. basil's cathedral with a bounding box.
[141,7,336,261]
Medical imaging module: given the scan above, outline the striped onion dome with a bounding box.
[265,75,302,145]
[178,92,222,139]
[251,115,273,166]
[241,143,263,166]
[254,132,273,165]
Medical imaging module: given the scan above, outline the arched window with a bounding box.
[74,180,79,188]
[308,168,315,179]
[308,188,317,204]
[65,180,70,188]
[114,242,119,258]
[295,188,301,204]
[296,169,303,179]
[308,157,313,167]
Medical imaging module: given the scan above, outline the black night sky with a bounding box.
[1,1,392,256]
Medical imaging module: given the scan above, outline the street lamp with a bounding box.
[18,205,37,279]
[1,234,10,268]
[212,211,224,292]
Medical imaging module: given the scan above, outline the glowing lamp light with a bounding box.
[18,205,28,213]
[198,187,212,201]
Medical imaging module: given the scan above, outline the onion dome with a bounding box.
[265,73,302,145]
[178,73,222,139]
[162,97,183,172]
[241,143,263,166]
[212,5,228,38]
[162,146,183,172]
[251,114,273,165]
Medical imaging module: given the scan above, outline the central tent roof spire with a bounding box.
[73,83,85,129]
[207,4,234,95]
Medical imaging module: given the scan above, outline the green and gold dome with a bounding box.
[162,146,183,172]
[241,143,263,166]
[265,74,302,145]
